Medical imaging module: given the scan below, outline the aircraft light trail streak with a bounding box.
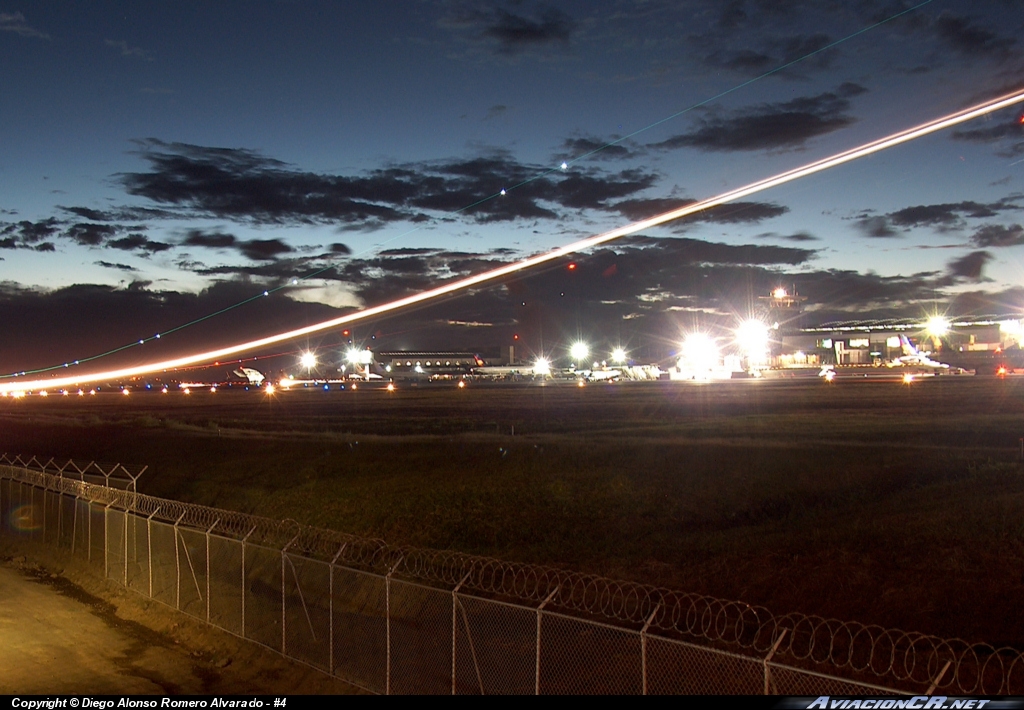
[4,88,1024,393]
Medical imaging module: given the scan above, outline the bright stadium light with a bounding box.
[681,333,719,371]
[736,319,770,363]
[570,341,589,364]
[926,316,949,338]
[533,357,551,376]
[611,347,627,364]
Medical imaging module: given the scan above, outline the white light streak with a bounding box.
[4,87,1024,394]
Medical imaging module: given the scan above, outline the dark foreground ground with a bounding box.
[2,376,1023,647]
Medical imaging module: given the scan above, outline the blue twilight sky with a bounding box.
[2,0,1024,373]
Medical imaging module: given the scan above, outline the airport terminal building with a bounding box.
[778,316,1023,367]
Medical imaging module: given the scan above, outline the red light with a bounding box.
[342,330,350,336]
[513,334,519,340]
[568,263,576,270]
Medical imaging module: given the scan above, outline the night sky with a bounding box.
[3,1,1024,376]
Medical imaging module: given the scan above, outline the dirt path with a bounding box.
[0,543,363,695]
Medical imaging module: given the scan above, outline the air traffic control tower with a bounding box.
[759,287,807,331]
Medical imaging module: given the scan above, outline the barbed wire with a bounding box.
[2,459,1022,693]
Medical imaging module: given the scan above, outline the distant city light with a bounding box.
[570,341,589,363]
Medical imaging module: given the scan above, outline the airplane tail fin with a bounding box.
[899,334,919,357]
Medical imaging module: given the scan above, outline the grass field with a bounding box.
[2,376,1023,646]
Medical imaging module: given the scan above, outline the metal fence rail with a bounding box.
[2,460,1019,695]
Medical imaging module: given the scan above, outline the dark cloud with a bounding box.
[947,250,993,281]
[480,6,574,53]
[329,243,352,255]
[857,199,1021,237]
[0,218,63,244]
[758,231,819,243]
[856,215,899,239]
[484,104,508,120]
[65,223,117,246]
[238,239,293,261]
[95,260,139,272]
[612,198,787,225]
[550,169,657,210]
[933,12,1015,60]
[951,110,1024,157]
[121,140,657,226]
[107,233,172,254]
[560,136,639,161]
[61,206,113,221]
[182,229,237,249]
[775,33,833,64]
[704,48,773,73]
[971,224,1024,248]
[649,84,866,152]
[888,201,1002,228]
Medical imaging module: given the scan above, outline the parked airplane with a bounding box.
[579,368,621,382]
[233,367,267,385]
[471,364,538,378]
[887,335,949,370]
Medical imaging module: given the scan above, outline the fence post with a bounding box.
[241,525,257,639]
[281,533,300,656]
[451,571,472,695]
[103,502,115,579]
[386,555,403,696]
[328,542,347,677]
[641,604,661,695]
[123,504,129,586]
[146,507,161,598]
[205,519,219,624]
[535,586,560,696]
[173,512,186,610]
[763,628,788,695]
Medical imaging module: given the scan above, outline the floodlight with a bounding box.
[926,316,949,338]
[533,357,551,376]
[611,347,627,364]
[681,333,719,371]
[300,352,317,370]
[570,341,589,363]
[735,319,770,359]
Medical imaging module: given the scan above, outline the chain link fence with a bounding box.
[3,458,1020,695]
